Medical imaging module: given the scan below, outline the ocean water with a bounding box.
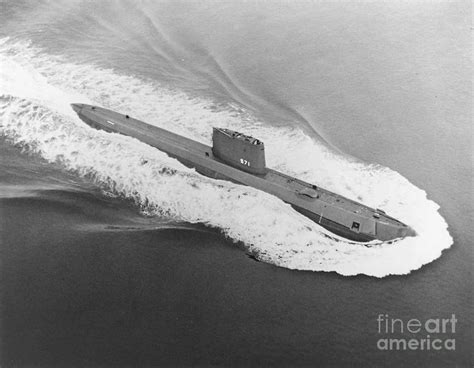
[0,1,471,367]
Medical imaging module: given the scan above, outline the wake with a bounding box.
[0,38,452,277]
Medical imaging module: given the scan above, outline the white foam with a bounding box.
[0,38,452,277]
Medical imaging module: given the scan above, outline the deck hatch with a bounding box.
[297,187,319,199]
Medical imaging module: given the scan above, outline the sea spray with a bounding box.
[0,38,453,276]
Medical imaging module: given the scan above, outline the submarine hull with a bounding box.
[71,103,416,242]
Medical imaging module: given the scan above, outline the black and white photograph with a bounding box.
[0,0,472,367]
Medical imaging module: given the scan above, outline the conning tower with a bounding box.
[212,128,266,175]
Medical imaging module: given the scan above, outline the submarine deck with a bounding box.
[263,169,403,225]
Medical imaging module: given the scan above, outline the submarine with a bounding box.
[71,103,416,242]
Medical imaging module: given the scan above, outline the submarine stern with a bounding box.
[71,103,84,113]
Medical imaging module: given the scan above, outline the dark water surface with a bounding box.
[2,187,471,367]
[1,1,471,367]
